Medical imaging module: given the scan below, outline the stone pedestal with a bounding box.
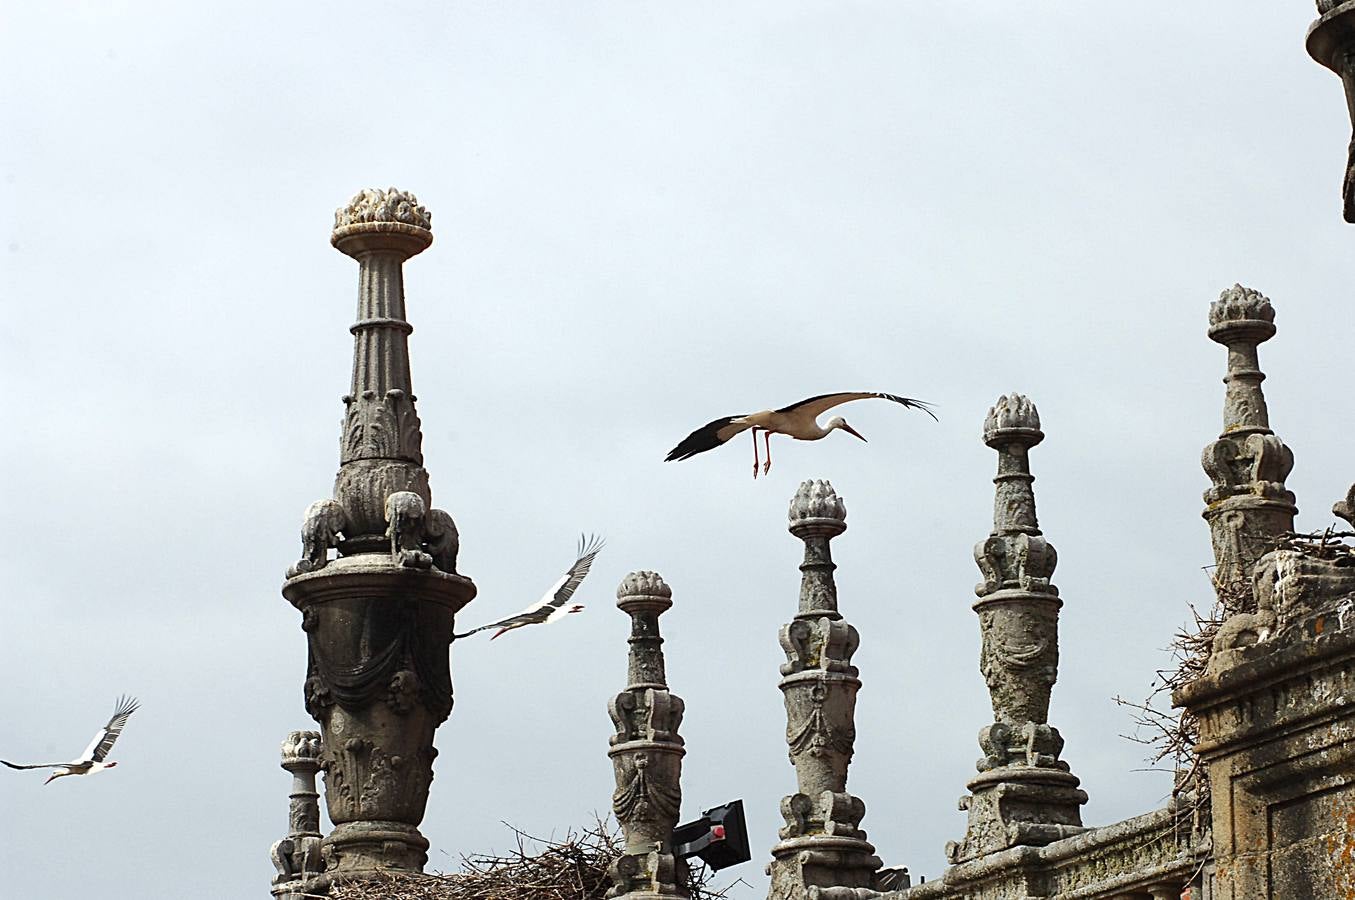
[607,571,689,900]
[948,395,1086,865]
[280,188,475,883]
[767,481,882,900]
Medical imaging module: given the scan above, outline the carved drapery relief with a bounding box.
[977,604,1059,725]
[612,753,683,826]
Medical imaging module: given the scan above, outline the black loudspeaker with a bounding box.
[671,799,751,871]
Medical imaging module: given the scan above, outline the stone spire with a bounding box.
[947,395,1086,865]
[270,731,325,900]
[1200,286,1296,604]
[281,189,476,881]
[767,480,882,900]
[607,571,689,900]
[1307,2,1355,221]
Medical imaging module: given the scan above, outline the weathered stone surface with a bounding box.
[1177,568,1355,899]
[899,807,1198,899]
[280,189,475,883]
[948,396,1086,866]
[608,571,689,900]
[768,481,882,900]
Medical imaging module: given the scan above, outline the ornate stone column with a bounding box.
[767,480,882,900]
[947,395,1087,865]
[607,571,689,900]
[1307,1,1355,221]
[270,731,325,900]
[1199,285,1296,607]
[282,188,476,879]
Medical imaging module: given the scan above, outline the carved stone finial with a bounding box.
[769,481,880,900]
[281,730,322,767]
[983,393,1042,445]
[608,572,687,900]
[617,570,673,603]
[1209,283,1276,331]
[333,187,432,236]
[789,479,847,529]
[952,398,1086,865]
[979,394,1048,542]
[1199,286,1296,605]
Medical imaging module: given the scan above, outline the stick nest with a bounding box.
[1113,529,1355,841]
[328,820,737,900]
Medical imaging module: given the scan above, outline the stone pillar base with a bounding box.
[767,835,882,900]
[608,847,690,900]
[948,766,1088,864]
[323,820,429,874]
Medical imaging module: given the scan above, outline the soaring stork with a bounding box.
[665,391,936,478]
[454,534,604,640]
[2,696,140,785]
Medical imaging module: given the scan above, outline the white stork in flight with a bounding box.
[665,391,936,478]
[454,535,604,640]
[2,696,140,785]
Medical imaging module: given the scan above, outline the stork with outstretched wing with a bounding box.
[666,391,936,478]
[454,535,604,640]
[3,696,140,785]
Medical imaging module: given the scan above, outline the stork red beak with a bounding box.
[841,423,867,442]
[43,774,56,785]
[569,605,585,614]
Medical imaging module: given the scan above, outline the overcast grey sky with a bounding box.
[2,2,1352,898]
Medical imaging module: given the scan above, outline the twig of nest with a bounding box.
[1275,528,1355,563]
[1112,572,1242,842]
[328,819,739,900]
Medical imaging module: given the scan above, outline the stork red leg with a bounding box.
[752,428,760,479]
[763,430,773,475]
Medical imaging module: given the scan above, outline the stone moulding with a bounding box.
[1176,621,1355,756]
[898,807,1200,899]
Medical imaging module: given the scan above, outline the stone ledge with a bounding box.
[898,807,1202,899]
